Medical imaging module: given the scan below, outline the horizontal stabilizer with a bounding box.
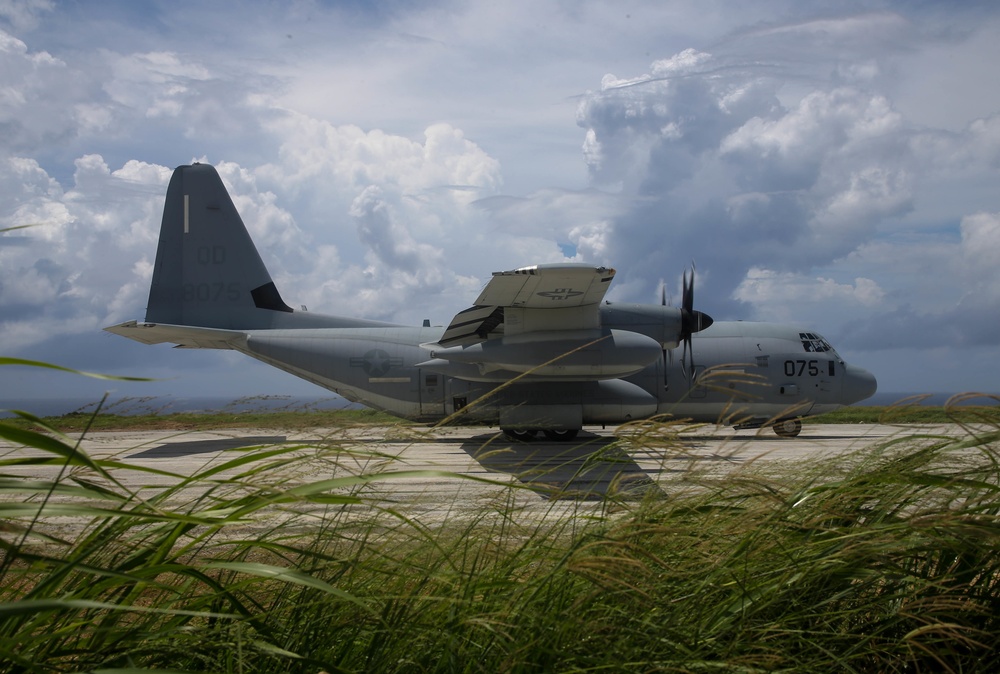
[104,320,246,350]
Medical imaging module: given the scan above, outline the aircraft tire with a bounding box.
[503,429,537,442]
[773,418,802,438]
[543,429,579,442]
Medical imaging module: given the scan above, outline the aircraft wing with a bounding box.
[435,264,616,347]
[104,320,247,350]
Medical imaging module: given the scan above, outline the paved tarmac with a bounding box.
[3,423,932,494]
[1,422,960,537]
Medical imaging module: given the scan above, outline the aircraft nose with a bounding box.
[843,363,877,404]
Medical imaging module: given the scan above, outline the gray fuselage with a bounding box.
[233,309,876,431]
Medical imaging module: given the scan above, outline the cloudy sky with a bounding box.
[3,0,1000,409]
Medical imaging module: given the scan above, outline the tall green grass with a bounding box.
[2,388,999,671]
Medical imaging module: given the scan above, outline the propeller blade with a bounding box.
[659,279,670,387]
[677,264,713,387]
[683,333,692,384]
[682,268,693,314]
[679,265,713,338]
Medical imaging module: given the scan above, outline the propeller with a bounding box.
[680,266,714,385]
[663,266,714,388]
[660,280,670,387]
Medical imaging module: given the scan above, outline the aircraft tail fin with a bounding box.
[146,163,295,330]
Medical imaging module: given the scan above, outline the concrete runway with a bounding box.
[3,423,961,538]
[2,423,929,493]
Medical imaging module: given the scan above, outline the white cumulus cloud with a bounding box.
[3,1,1000,399]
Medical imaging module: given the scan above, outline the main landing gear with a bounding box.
[502,429,580,442]
[734,417,804,438]
[772,418,803,438]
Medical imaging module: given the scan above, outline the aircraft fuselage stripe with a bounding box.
[183,194,189,233]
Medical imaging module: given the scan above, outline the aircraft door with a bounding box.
[418,370,445,417]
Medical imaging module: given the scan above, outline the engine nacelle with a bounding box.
[599,303,685,349]
[426,329,661,380]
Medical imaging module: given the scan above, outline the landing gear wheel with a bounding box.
[503,429,537,442]
[773,418,802,438]
[543,429,579,442]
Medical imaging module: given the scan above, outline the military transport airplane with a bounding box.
[106,163,877,439]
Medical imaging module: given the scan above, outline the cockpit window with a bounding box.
[799,332,837,355]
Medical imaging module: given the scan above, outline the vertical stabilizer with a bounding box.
[146,163,293,329]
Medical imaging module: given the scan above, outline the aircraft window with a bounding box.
[799,332,836,354]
